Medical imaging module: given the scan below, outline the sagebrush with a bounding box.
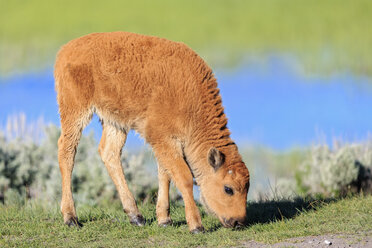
[0,123,160,205]
[276,141,372,198]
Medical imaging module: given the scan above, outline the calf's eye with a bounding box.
[224,186,234,195]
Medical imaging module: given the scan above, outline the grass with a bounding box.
[1,0,372,75]
[0,195,371,247]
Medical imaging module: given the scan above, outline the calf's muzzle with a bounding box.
[222,217,246,228]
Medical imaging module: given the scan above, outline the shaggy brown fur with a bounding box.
[54,31,250,232]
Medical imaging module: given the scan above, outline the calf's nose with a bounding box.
[223,217,245,228]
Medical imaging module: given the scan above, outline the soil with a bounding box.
[241,233,372,248]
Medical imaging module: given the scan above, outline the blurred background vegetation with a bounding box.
[1,0,372,75]
[0,0,372,205]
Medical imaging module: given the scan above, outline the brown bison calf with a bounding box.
[54,32,250,233]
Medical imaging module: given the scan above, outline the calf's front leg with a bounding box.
[153,143,204,233]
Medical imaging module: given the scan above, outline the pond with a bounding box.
[1,56,371,150]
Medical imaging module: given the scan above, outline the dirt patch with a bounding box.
[241,233,372,247]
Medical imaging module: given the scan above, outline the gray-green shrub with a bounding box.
[277,141,372,198]
[0,122,159,205]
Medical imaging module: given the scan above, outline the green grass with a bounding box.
[1,0,372,75]
[1,195,371,247]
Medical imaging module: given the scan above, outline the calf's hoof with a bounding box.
[65,217,82,228]
[190,226,205,234]
[129,214,146,226]
[158,218,173,227]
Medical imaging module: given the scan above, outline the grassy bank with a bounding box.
[1,0,372,75]
[1,195,371,247]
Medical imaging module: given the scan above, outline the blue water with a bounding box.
[1,59,371,150]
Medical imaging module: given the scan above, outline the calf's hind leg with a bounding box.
[156,164,172,226]
[58,111,91,227]
[98,124,145,226]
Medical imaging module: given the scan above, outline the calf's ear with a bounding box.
[208,147,225,171]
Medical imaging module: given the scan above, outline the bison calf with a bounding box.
[54,32,250,233]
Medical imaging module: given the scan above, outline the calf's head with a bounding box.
[199,147,250,228]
